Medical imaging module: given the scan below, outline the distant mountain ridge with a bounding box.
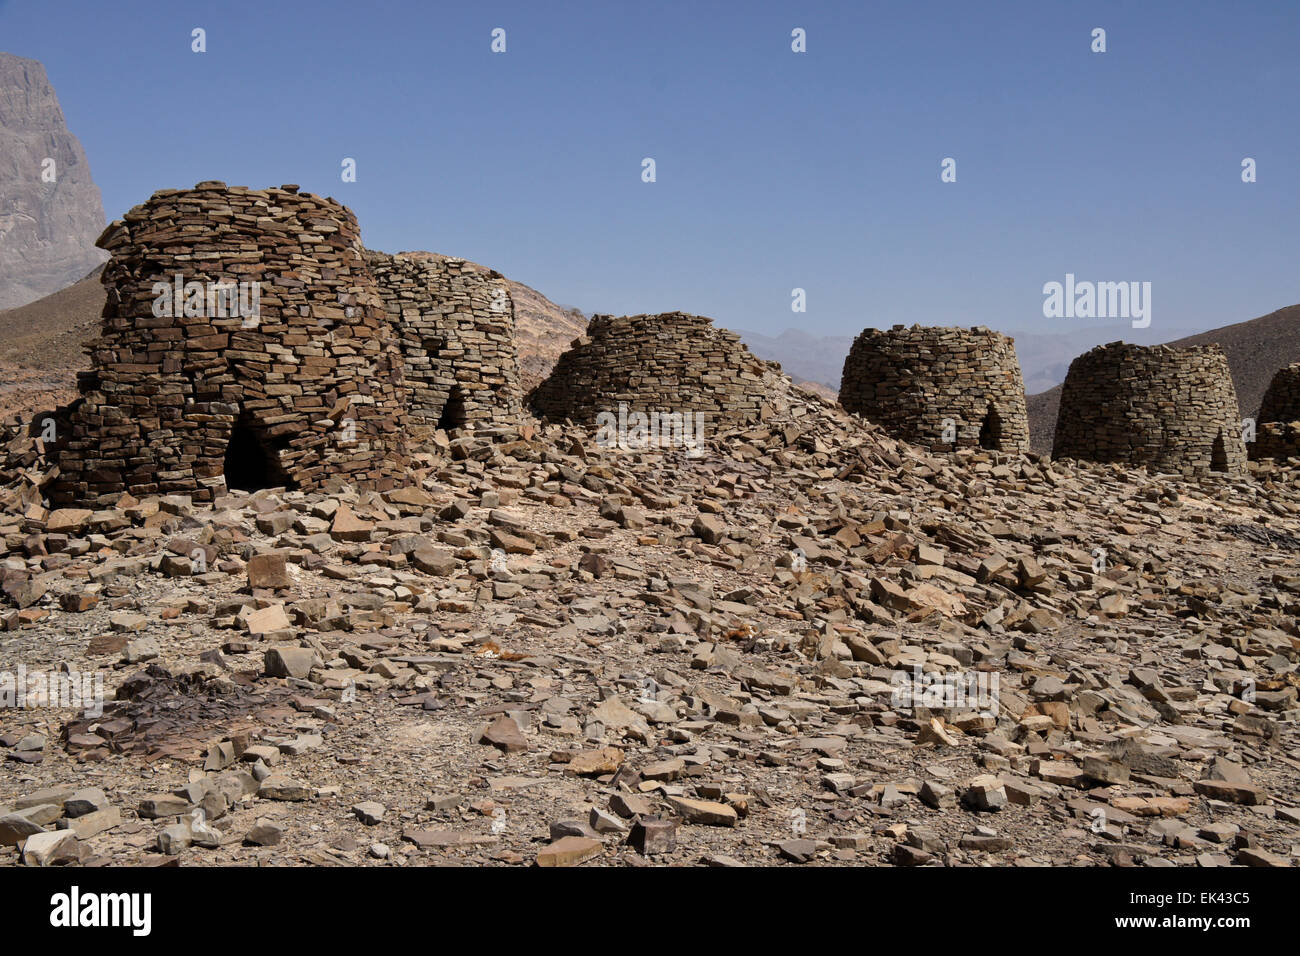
[732,328,855,391]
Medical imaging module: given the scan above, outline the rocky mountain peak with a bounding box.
[0,52,108,310]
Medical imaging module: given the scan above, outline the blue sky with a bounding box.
[3,0,1297,337]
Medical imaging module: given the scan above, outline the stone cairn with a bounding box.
[1052,342,1246,476]
[1250,361,1300,461]
[838,325,1029,453]
[528,312,772,428]
[366,251,523,432]
[49,182,410,505]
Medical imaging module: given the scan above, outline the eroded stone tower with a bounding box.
[1250,361,1300,461]
[49,182,409,505]
[839,325,1029,453]
[1052,342,1245,475]
[529,312,772,426]
[1257,362,1300,425]
[367,250,523,430]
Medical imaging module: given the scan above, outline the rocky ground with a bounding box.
[1,381,1298,868]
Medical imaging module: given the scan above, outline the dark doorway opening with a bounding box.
[978,404,1002,450]
[438,385,469,432]
[224,418,294,492]
[1211,431,1229,472]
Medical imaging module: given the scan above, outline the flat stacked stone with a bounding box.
[49,182,409,505]
[1053,342,1245,476]
[1250,362,1300,461]
[529,312,772,425]
[839,325,1029,453]
[366,251,522,429]
[1252,422,1300,462]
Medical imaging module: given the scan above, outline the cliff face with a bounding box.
[0,52,108,310]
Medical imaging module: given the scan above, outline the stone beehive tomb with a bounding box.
[1052,342,1245,475]
[1250,361,1300,461]
[1257,362,1300,424]
[367,250,523,430]
[49,182,410,505]
[838,325,1029,453]
[529,312,772,426]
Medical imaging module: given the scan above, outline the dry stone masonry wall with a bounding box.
[1252,422,1300,462]
[49,182,410,505]
[1052,342,1246,476]
[367,251,523,430]
[1257,362,1300,426]
[838,325,1029,453]
[1250,362,1300,461]
[529,312,772,426]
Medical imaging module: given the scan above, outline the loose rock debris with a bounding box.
[1,381,1299,867]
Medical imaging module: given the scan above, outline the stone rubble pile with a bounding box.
[0,181,1296,868]
[1,381,1297,868]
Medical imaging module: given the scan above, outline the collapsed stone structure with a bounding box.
[49,182,410,505]
[1052,342,1246,475]
[1257,362,1300,424]
[838,325,1029,453]
[529,312,772,426]
[367,251,522,430]
[1251,423,1300,462]
[1250,362,1300,461]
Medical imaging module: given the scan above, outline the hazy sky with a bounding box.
[3,0,1297,338]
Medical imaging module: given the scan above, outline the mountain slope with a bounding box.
[733,328,854,392]
[0,264,103,419]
